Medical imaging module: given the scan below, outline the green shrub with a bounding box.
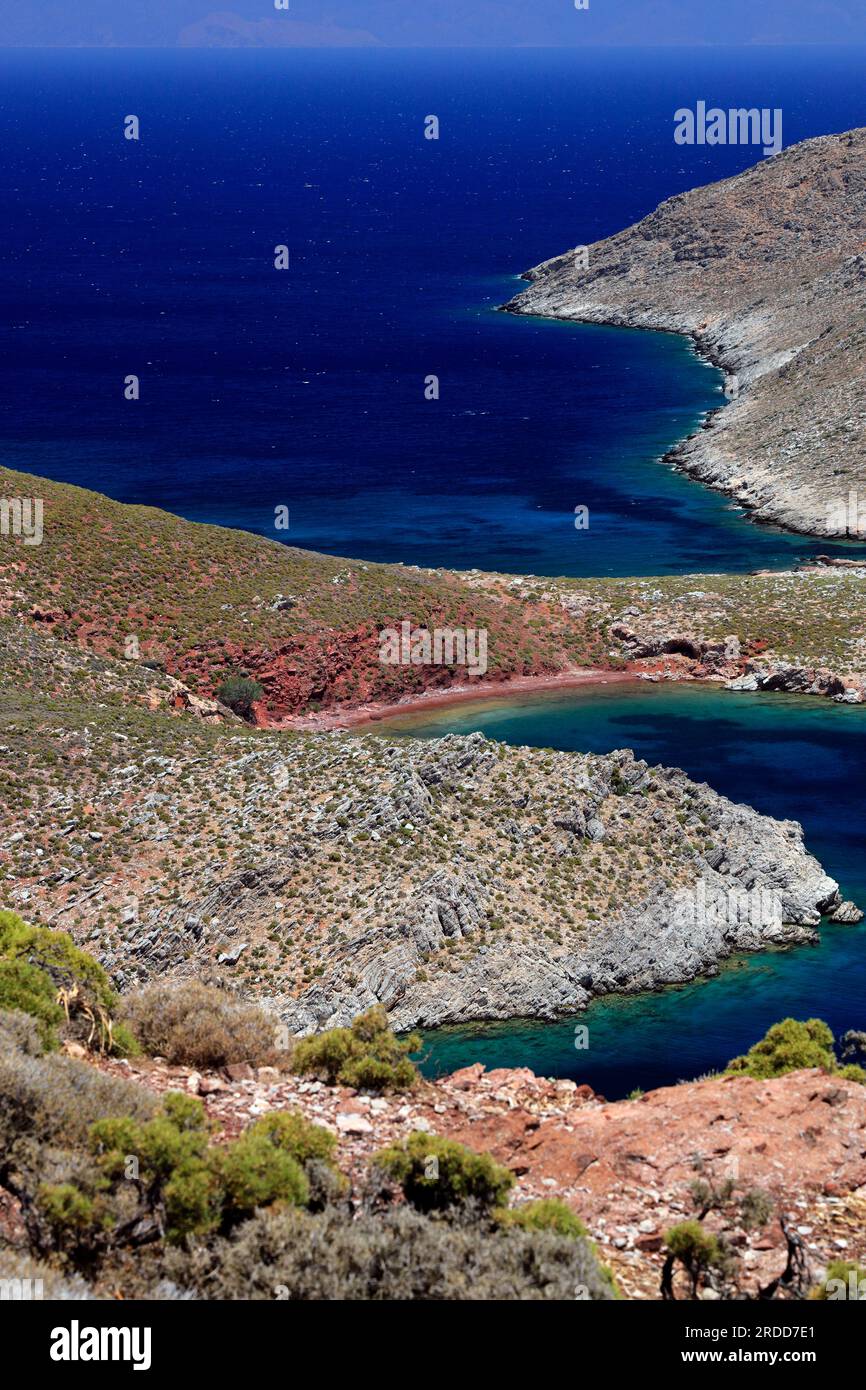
[291,1006,419,1092]
[374,1131,514,1213]
[0,911,135,1055]
[339,1054,416,1090]
[0,1035,158,1263]
[1,1003,337,1268]
[216,1132,308,1221]
[665,1220,725,1297]
[248,1111,337,1169]
[291,1026,354,1084]
[498,1198,588,1239]
[169,1203,620,1301]
[36,1090,320,1253]
[84,1093,315,1246]
[666,1220,721,1264]
[38,1182,98,1236]
[727,1018,866,1083]
[0,959,64,1051]
[121,980,278,1069]
[242,1112,345,1210]
[215,675,263,719]
[89,1093,219,1244]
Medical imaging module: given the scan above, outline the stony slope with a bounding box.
[0,617,846,1032]
[94,1053,866,1301]
[506,128,866,540]
[2,467,866,719]
[0,465,605,718]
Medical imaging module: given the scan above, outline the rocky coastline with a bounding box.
[251,733,847,1035]
[505,128,866,542]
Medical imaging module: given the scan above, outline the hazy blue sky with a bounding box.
[3,1,866,48]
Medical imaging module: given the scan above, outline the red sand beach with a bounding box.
[273,667,643,732]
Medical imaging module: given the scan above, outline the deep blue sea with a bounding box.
[379,683,866,1097]
[1,46,866,574]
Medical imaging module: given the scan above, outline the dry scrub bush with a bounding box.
[121,980,279,1069]
[0,1007,44,1058]
[167,1204,619,1301]
[0,1015,157,1156]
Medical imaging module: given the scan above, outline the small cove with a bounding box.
[378,682,866,1097]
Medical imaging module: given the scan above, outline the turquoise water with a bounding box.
[379,682,866,1097]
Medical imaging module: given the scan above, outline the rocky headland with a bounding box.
[505,128,866,541]
[0,468,862,1035]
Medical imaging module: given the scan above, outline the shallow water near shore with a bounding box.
[378,682,866,1096]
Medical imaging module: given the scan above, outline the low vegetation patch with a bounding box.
[21,1091,339,1258]
[121,980,279,1070]
[0,912,136,1055]
[726,1017,866,1083]
[291,1006,420,1091]
[375,1131,514,1213]
[215,675,263,720]
[167,1202,619,1301]
[0,1011,616,1300]
[497,1197,588,1239]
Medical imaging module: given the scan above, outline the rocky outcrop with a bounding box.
[607,608,866,704]
[726,664,864,702]
[830,901,864,925]
[253,734,841,1034]
[505,128,866,540]
[82,729,843,1031]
